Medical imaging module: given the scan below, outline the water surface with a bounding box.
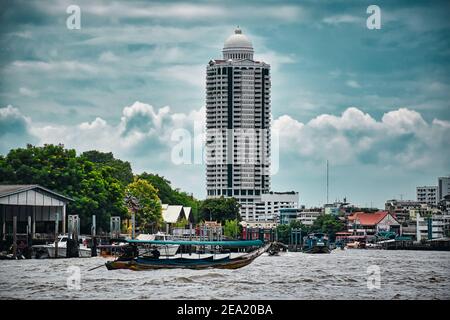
[0,250,449,299]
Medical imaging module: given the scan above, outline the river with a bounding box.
[0,250,449,299]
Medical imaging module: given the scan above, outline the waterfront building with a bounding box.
[196,221,223,241]
[385,199,422,224]
[431,214,450,239]
[416,186,438,206]
[0,184,72,241]
[205,27,271,220]
[161,204,192,233]
[240,220,277,229]
[438,194,450,213]
[410,211,450,241]
[408,204,441,220]
[324,205,340,216]
[438,176,450,201]
[254,191,299,221]
[324,200,349,216]
[279,208,298,225]
[297,208,322,226]
[347,211,401,237]
[278,207,322,226]
[279,207,319,226]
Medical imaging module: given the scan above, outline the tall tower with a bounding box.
[205,27,271,221]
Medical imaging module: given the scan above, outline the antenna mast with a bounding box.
[326,160,329,204]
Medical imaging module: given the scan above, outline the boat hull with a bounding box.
[303,245,330,254]
[105,244,269,271]
[47,247,93,258]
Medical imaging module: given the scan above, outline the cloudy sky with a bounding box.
[1,0,449,208]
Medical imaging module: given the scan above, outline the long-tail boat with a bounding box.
[105,239,269,271]
[302,233,331,254]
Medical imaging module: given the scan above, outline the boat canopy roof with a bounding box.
[126,239,264,247]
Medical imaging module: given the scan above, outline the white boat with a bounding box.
[136,232,180,256]
[46,235,93,258]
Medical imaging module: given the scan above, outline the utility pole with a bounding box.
[326,160,329,205]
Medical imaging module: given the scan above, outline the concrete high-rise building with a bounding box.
[205,27,271,220]
[416,186,438,206]
[438,176,450,201]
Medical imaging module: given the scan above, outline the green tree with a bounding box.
[289,220,309,233]
[126,178,162,232]
[310,214,345,241]
[138,172,200,222]
[81,150,133,186]
[0,144,127,233]
[224,219,242,239]
[274,221,309,245]
[173,217,189,228]
[276,224,291,244]
[199,197,240,224]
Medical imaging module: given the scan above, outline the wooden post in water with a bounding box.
[27,215,32,258]
[32,207,36,239]
[91,215,97,257]
[62,205,66,235]
[54,213,59,258]
[131,213,135,239]
[2,208,6,241]
[12,215,17,259]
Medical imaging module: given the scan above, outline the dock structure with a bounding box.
[0,185,73,257]
[381,238,450,251]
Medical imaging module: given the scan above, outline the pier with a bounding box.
[381,239,450,251]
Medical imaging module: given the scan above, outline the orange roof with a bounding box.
[348,211,392,226]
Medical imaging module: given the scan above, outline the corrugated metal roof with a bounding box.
[162,205,185,223]
[0,184,73,202]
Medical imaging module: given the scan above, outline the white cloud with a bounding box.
[0,105,35,153]
[255,51,296,72]
[151,64,206,88]
[11,60,98,74]
[41,1,304,22]
[2,103,450,201]
[99,51,119,63]
[322,15,362,25]
[19,87,39,97]
[346,80,361,88]
[26,101,205,159]
[4,103,449,172]
[7,60,115,80]
[273,107,450,169]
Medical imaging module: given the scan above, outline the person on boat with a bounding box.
[118,244,139,261]
[150,248,160,259]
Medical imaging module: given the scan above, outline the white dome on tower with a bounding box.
[222,27,254,61]
[224,28,253,49]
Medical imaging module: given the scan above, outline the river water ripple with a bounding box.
[0,250,449,299]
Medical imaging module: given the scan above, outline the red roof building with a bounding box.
[347,211,401,237]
